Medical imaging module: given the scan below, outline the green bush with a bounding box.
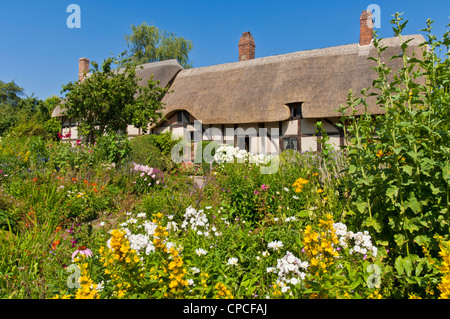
[148,131,181,156]
[129,134,174,171]
[94,133,131,165]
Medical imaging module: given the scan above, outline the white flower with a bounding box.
[191,267,200,274]
[266,267,276,273]
[268,240,284,251]
[283,187,290,192]
[127,233,149,254]
[195,248,208,256]
[227,257,238,266]
[187,279,195,286]
[144,221,158,237]
[166,221,178,232]
[290,277,299,285]
[145,243,155,255]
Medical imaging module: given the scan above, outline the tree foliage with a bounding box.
[124,22,193,69]
[61,54,169,144]
[0,80,59,137]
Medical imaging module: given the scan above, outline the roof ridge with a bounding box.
[177,34,425,77]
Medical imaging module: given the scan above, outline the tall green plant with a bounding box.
[338,14,449,297]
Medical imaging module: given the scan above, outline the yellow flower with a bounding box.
[369,290,383,299]
[316,188,324,194]
[438,241,450,299]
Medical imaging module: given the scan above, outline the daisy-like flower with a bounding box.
[227,257,238,266]
[268,240,284,252]
[195,248,208,256]
[72,246,93,260]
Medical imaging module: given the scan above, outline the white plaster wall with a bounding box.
[301,136,317,152]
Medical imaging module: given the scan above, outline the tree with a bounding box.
[0,80,24,135]
[61,54,169,144]
[0,79,24,107]
[124,23,193,69]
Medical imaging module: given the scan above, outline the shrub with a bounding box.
[129,135,174,171]
[94,133,131,165]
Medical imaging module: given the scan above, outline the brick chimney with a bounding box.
[238,32,255,61]
[359,10,374,46]
[78,57,90,81]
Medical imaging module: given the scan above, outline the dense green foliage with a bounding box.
[337,14,449,296]
[124,22,194,69]
[61,55,169,144]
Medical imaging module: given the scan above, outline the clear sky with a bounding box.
[0,0,449,100]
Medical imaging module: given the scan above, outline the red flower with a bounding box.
[52,240,60,250]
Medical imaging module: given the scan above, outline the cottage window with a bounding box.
[177,110,190,124]
[288,102,303,119]
[283,137,298,151]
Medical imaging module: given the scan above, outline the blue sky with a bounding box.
[0,0,448,100]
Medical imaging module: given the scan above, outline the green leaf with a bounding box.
[394,233,407,248]
[401,165,414,176]
[386,187,398,202]
[413,235,430,246]
[348,165,357,174]
[395,256,404,275]
[406,194,421,214]
[415,260,425,277]
[403,256,413,277]
[364,217,383,233]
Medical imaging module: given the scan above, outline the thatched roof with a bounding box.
[160,34,426,124]
[51,59,182,118]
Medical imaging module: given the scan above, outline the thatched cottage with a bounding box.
[52,10,425,158]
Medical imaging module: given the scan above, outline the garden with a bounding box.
[0,15,448,299]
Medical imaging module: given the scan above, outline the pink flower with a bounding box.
[72,246,93,259]
[261,184,269,191]
[76,139,81,145]
[254,190,259,195]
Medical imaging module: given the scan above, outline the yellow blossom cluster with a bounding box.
[165,247,189,297]
[214,282,234,299]
[152,213,189,298]
[99,229,142,298]
[74,257,100,299]
[302,214,339,276]
[438,241,450,299]
[292,177,309,193]
[52,256,100,299]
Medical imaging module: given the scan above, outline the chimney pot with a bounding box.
[359,10,374,46]
[238,31,255,61]
[78,57,90,81]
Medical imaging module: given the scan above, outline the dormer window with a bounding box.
[177,110,190,124]
[287,102,303,119]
